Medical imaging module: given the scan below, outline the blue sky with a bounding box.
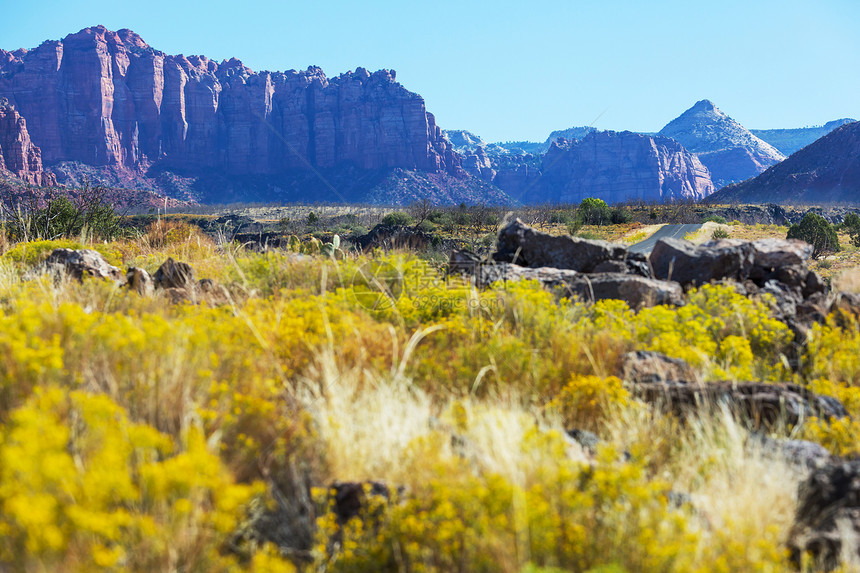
[2,0,857,142]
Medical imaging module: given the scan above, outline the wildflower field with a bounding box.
[1,218,860,572]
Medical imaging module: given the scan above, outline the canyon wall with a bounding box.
[0,98,54,185]
[0,26,460,180]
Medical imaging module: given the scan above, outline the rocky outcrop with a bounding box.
[705,121,860,205]
[44,248,123,282]
[622,351,698,384]
[752,118,856,157]
[0,98,54,185]
[790,461,860,570]
[460,146,496,181]
[632,380,848,429]
[649,236,820,291]
[659,100,785,187]
[0,27,461,196]
[453,219,685,309]
[493,218,628,272]
[524,131,715,204]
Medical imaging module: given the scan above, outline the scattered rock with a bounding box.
[154,257,196,289]
[751,434,833,470]
[751,238,813,270]
[472,262,581,289]
[125,267,155,296]
[632,381,848,429]
[564,428,601,453]
[621,351,698,384]
[44,248,123,282]
[455,257,681,309]
[163,287,191,304]
[562,273,684,309]
[354,225,440,252]
[650,237,754,287]
[789,461,860,570]
[493,218,627,272]
[624,251,653,278]
[329,481,401,525]
[592,260,628,273]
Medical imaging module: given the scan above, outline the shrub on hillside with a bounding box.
[610,207,633,224]
[786,213,839,257]
[380,211,414,227]
[1,186,122,242]
[842,212,860,247]
[577,198,612,226]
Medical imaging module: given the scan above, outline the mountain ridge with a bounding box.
[0,25,478,204]
[658,99,785,187]
[705,121,860,205]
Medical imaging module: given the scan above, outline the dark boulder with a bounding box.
[493,218,627,273]
[562,273,684,309]
[154,257,196,290]
[750,434,833,470]
[751,238,813,270]
[649,237,755,287]
[789,461,860,570]
[621,351,698,384]
[632,381,848,429]
[125,267,155,296]
[44,248,123,282]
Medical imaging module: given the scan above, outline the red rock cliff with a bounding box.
[0,97,54,185]
[528,131,714,204]
[0,26,460,176]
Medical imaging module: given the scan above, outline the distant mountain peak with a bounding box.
[690,99,718,112]
[659,100,785,187]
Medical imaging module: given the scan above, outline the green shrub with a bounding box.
[4,192,122,242]
[842,212,860,247]
[610,207,633,224]
[577,198,612,226]
[704,215,727,224]
[381,211,415,227]
[712,228,730,239]
[550,210,575,225]
[787,212,840,257]
[416,220,436,233]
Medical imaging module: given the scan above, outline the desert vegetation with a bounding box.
[1,196,860,571]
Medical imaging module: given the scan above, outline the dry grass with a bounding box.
[726,222,791,241]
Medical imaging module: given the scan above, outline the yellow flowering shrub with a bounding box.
[313,434,699,573]
[546,374,630,431]
[0,387,268,571]
[3,238,124,267]
[805,318,860,387]
[800,416,860,457]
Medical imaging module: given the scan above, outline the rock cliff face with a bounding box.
[0,98,54,185]
[0,26,461,197]
[520,131,714,204]
[705,121,860,205]
[659,100,785,187]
